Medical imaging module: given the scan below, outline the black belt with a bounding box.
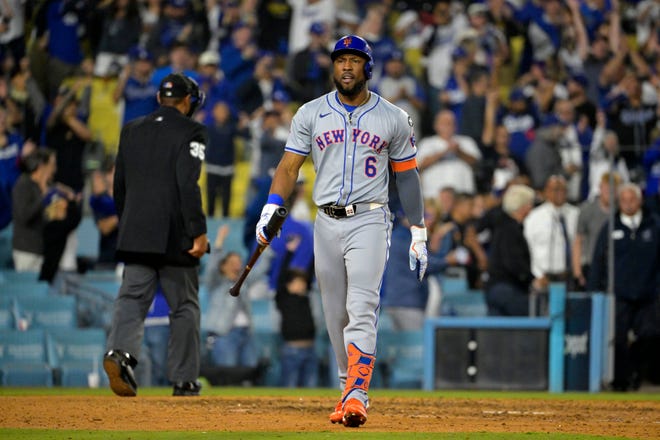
[320,203,383,219]
[545,272,569,282]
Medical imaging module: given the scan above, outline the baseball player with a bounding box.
[256,35,427,427]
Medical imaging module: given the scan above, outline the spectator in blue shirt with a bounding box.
[205,100,249,217]
[0,106,35,230]
[150,42,200,89]
[33,0,86,99]
[220,22,258,91]
[196,49,237,123]
[113,46,158,126]
[498,87,540,172]
[144,0,206,61]
[88,157,118,269]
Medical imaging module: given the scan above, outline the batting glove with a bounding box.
[409,226,428,281]
[256,203,280,246]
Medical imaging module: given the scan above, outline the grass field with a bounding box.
[1,386,658,439]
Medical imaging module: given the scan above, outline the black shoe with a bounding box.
[173,380,202,396]
[103,349,138,397]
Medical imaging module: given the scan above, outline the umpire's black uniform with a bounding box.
[106,74,208,394]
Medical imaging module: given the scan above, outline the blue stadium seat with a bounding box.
[0,269,41,285]
[377,311,395,332]
[0,297,17,329]
[438,275,488,317]
[75,217,100,260]
[447,290,488,317]
[62,272,121,329]
[80,279,121,298]
[439,275,469,296]
[253,330,281,387]
[17,295,77,329]
[0,329,53,386]
[199,285,213,333]
[0,280,50,297]
[48,328,108,387]
[198,284,209,313]
[0,224,12,269]
[377,329,424,389]
[250,298,280,333]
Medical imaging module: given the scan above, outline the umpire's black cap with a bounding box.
[159,73,190,98]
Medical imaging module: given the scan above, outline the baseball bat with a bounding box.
[229,206,288,297]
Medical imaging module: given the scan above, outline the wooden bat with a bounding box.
[228,206,288,297]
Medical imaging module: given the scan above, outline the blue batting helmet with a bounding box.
[331,35,374,80]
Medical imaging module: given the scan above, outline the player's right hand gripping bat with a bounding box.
[229,206,288,297]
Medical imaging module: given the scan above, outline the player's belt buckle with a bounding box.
[322,204,356,218]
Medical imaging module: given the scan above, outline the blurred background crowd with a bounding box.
[1,0,660,390]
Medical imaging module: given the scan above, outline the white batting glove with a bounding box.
[409,226,428,281]
[256,203,280,246]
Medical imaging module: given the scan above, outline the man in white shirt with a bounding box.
[524,175,579,283]
[287,0,336,55]
[417,109,482,199]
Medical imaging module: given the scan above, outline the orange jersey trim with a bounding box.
[390,157,417,172]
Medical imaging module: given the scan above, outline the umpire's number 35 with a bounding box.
[189,141,206,161]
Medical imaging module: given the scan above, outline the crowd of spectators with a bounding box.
[1,0,659,390]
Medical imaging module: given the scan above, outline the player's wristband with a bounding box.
[267,193,285,206]
[410,226,427,242]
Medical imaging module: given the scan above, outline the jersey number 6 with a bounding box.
[365,156,377,177]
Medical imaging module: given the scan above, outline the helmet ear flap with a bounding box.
[364,59,373,80]
[183,75,205,117]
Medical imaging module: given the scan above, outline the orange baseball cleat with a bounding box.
[342,398,367,428]
[329,401,343,424]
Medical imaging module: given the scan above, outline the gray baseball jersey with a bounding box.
[284,90,419,403]
[285,90,419,206]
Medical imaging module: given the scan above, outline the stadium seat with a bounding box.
[79,279,121,298]
[377,329,424,389]
[438,275,489,317]
[0,280,50,297]
[0,297,17,329]
[250,298,280,333]
[75,217,100,260]
[0,268,41,285]
[199,284,209,314]
[17,295,77,329]
[61,274,120,329]
[377,311,395,332]
[48,328,108,387]
[0,224,12,269]
[448,290,488,317]
[439,275,469,296]
[253,330,282,387]
[0,329,53,386]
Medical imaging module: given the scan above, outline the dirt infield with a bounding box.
[1,395,659,438]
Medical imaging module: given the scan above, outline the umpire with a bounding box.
[103,73,209,397]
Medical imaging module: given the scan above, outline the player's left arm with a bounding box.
[394,168,424,228]
[390,109,427,280]
[394,167,428,282]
